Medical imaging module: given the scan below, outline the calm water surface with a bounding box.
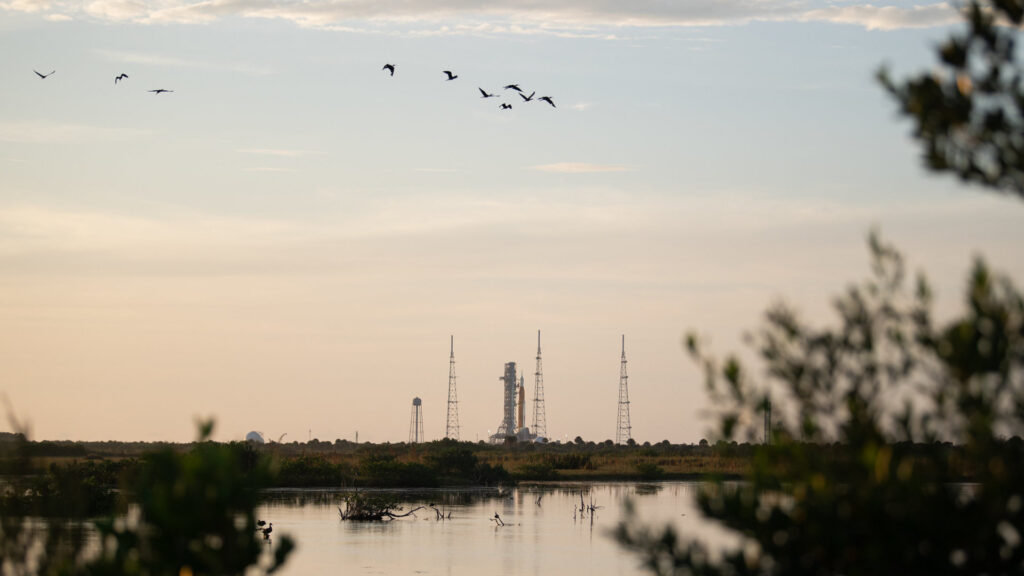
[258,483,736,576]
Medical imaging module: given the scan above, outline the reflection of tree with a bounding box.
[616,1,1024,573]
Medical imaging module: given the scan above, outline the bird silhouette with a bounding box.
[538,96,556,108]
[34,70,55,79]
[504,84,522,92]
[442,70,457,81]
[382,63,395,76]
[114,73,129,84]
[500,103,512,110]
[519,91,535,102]
[478,88,498,98]
[256,519,267,528]
[148,89,173,94]
[262,523,273,539]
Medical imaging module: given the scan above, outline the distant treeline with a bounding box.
[1,435,1017,519]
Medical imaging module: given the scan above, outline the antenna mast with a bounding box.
[532,330,548,439]
[616,334,632,444]
[445,335,460,440]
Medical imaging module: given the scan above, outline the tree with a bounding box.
[86,421,294,575]
[1,421,294,576]
[880,0,1024,197]
[616,233,1024,575]
[616,1,1024,571]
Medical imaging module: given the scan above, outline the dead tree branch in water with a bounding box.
[338,494,424,521]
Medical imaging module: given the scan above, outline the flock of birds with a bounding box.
[33,69,173,94]
[31,64,558,110]
[382,62,556,110]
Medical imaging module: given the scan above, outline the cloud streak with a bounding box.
[95,49,277,75]
[530,162,635,173]
[9,1,959,33]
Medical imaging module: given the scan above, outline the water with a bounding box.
[257,483,737,576]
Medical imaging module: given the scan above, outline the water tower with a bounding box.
[409,397,424,443]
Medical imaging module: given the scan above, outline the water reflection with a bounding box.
[258,482,734,576]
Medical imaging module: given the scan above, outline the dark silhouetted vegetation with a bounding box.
[617,4,1024,573]
[1,421,293,576]
[881,0,1024,197]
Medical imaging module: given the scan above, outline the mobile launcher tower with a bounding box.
[489,362,538,444]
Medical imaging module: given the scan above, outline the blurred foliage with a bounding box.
[881,0,1024,196]
[615,233,1024,575]
[0,421,293,576]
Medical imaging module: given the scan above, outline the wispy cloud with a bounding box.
[530,162,635,174]
[0,0,51,13]
[95,49,276,75]
[242,167,298,173]
[0,121,150,144]
[414,168,465,173]
[801,4,958,30]
[9,1,959,34]
[236,148,322,158]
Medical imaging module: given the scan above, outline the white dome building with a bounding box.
[245,431,266,444]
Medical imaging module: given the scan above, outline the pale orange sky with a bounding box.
[3,0,1023,443]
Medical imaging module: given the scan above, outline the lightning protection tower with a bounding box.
[616,335,632,444]
[532,330,548,439]
[445,335,460,440]
[409,397,424,444]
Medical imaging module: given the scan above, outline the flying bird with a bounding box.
[538,96,556,108]
[503,84,522,92]
[500,103,512,110]
[148,89,173,94]
[519,91,535,102]
[34,70,55,79]
[114,73,129,84]
[442,70,458,81]
[382,63,395,76]
[478,88,498,98]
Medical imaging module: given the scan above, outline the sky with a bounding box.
[2,0,1023,444]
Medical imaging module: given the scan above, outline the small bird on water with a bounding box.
[262,522,273,539]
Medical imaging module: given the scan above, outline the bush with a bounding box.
[278,455,351,487]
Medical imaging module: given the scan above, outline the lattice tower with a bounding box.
[532,330,548,438]
[445,335,460,440]
[616,335,632,444]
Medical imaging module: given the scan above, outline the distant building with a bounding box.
[245,431,265,444]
